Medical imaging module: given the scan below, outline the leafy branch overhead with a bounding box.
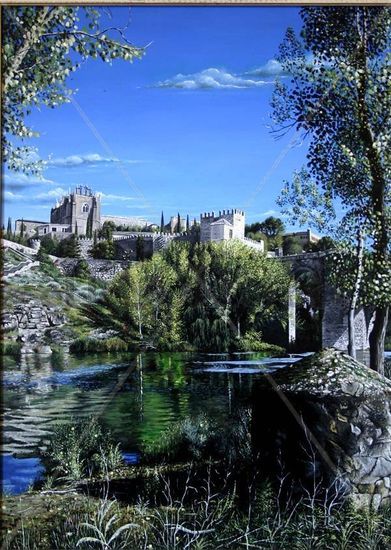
[272,7,390,372]
[2,6,145,173]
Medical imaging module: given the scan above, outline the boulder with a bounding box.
[252,349,391,510]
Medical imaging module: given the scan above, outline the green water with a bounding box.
[3,350,389,495]
[2,350,277,493]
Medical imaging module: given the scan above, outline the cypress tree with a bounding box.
[93,229,98,246]
[6,217,12,238]
[160,211,165,233]
[186,214,190,232]
[20,218,24,237]
[177,212,181,233]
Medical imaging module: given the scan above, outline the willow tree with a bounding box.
[2,6,144,173]
[272,7,390,373]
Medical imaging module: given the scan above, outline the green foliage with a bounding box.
[42,417,124,482]
[283,235,303,256]
[39,235,58,255]
[82,241,290,352]
[1,340,22,357]
[56,235,81,258]
[272,7,391,369]
[235,330,285,353]
[90,239,115,260]
[143,414,217,463]
[99,221,116,240]
[69,336,128,354]
[73,259,91,280]
[135,236,145,261]
[2,487,391,550]
[305,235,335,252]
[2,6,144,173]
[37,251,62,279]
[143,409,254,467]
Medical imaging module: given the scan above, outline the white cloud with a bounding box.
[4,187,67,204]
[36,187,67,201]
[4,172,54,191]
[46,153,119,168]
[244,59,290,78]
[4,190,24,202]
[97,192,138,202]
[46,153,145,168]
[154,68,272,90]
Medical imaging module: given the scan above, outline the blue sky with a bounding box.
[4,6,310,228]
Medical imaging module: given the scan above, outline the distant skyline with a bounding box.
[4,6,313,230]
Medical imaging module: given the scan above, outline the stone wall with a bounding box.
[2,300,67,354]
[253,349,391,510]
[56,258,130,281]
[322,282,374,350]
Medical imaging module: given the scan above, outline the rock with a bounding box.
[35,345,52,355]
[253,349,391,510]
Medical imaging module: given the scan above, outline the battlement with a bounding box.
[200,208,244,220]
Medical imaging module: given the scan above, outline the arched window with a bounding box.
[82,203,89,213]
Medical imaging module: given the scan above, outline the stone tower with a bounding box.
[200,209,245,242]
[50,186,101,235]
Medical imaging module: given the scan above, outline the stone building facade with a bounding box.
[200,209,245,242]
[50,185,101,235]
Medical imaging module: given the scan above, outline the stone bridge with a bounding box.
[277,252,373,351]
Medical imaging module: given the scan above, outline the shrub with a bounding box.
[234,330,285,353]
[69,336,128,354]
[42,417,124,482]
[73,259,91,279]
[143,414,218,463]
[1,340,22,357]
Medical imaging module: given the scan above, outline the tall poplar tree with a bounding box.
[272,7,390,373]
[160,211,165,233]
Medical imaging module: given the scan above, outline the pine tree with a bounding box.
[6,217,12,238]
[160,211,165,233]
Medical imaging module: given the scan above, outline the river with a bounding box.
[2,350,390,495]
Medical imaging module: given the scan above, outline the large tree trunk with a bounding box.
[356,17,388,373]
[348,230,365,359]
[369,307,389,375]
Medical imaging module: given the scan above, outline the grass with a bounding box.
[1,340,22,357]
[41,417,124,483]
[2,470,390,549]
[69,336,129,354]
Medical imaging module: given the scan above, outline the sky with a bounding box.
[4,6,311,229]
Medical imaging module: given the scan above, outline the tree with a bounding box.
[259,217,285,250]
[90,239,114,260]
[186,214,190,232]
[100,220,116,240]
[2,6,144,174]
[85,210,93,239]
[73,259,91,280]
[177,212,181,233]
[136,236,145,261]
[283,236,303,256]
[272,7,390,373]
[57,234,80,258]
[19,218,26,238]
[39,234,58,255]
[160,211,165,233]
[6,217,12,238]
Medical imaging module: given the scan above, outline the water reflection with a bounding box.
[2,350,390,495]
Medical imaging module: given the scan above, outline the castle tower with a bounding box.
[50,186,101,235]
[200,209,245,242]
